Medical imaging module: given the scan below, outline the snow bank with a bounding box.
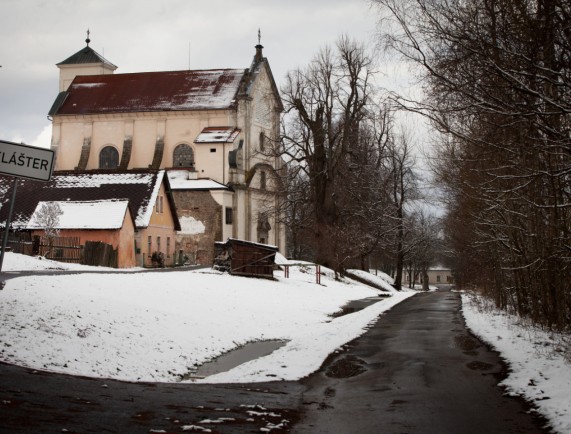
[462,293,571,433]
[0,253,414,384]
[347,269,397,293]
[1,251,118,272]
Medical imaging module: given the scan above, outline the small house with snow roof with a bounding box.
[0,170,180,268]
[47,34,286,265]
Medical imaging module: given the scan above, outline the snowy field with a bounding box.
[462,293,571,433]
[0,252,413,384]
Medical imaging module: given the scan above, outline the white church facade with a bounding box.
[48,36,286,265]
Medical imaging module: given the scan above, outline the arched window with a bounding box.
[173,143,195,168]
[99,146,119,169]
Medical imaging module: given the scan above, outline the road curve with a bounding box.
[292,290,550,434]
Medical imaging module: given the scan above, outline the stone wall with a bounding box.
[172,190,222,266]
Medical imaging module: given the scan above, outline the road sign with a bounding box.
[0,140,55,182]
[0,140,55,278]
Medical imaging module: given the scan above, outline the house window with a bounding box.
[156,195,164,213]
[210,148,216,153]
[259,132,265,151]
[437,275,441,283]
[225,207,233,225]
[173,143,194,168]
[99,146,119,169]
[167,237,171,258]
[260,171,266,190]
[147,236,152,256]
[157,236,161,252]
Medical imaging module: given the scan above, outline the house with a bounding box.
[426,266,454,285]
[0,170,180,268]
[47,35,286,264]
[405,265,455,286]
[27,199,136,267]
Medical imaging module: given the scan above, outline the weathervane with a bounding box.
[258,28,261,45]
[86,29,91,46]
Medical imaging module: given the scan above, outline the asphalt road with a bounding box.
[0,289,551,433]
[293,290,550,433]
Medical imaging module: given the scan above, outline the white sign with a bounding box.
[0,140,55,182]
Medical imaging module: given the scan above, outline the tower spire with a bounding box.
[254,28,264,63]
[85,29,91,46]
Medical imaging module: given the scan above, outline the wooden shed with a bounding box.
[214,238,278,278]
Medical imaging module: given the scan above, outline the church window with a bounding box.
[173,143,195,168]
[99,146,119,169]
[257,212,271,244]
[259,132,265,151]
[225,207,233,225]
[260,171,266,190]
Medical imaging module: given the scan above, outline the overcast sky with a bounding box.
[0,0,396,148]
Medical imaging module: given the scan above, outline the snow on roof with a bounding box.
[167,170,229,191]
[138,171,163,227]
[429,265,452,271]
[53,171,159,188]
[194,127,241,143]
[27,200,129,230]
[0,170,166,229]
[53,170,164,227]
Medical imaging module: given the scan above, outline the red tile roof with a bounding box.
[53,69,246,115]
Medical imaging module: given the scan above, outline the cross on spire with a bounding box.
[85,29,91,46]
[258,28,261,45]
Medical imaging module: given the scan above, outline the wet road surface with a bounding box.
[0,290,551,433]
[293,290,550,433]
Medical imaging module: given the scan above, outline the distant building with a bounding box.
[47,35,286,264]
[426,266,454,285]
[406,266,455,285]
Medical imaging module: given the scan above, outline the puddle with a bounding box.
[330,296,389,318]
[183,340,287,380]
[326,355,367,378]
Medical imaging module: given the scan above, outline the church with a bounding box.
[47,34,286,265]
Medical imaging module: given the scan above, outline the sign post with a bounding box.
[0,140,55,281]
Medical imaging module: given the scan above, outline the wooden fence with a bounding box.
[0,231,34,256]
[83,241,118,268]
[34,235,82,263]
[1,231,118,268]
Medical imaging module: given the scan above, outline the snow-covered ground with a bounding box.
[462,293,571,433]
[0,252,413,384]
[1,253,570,432]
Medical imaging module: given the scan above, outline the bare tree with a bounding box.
[383,129,419,290]
[33,202,63,257]
[374,0,571,328]
[280,36,377,270]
